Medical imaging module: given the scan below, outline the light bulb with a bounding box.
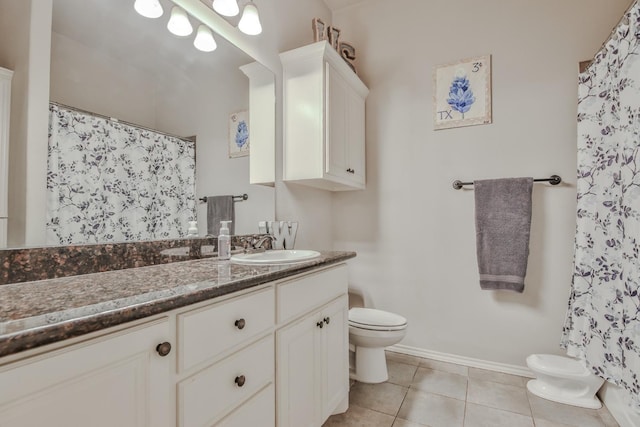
[212,0,239,17]
[238,2,262,35]
[194,25,217,52]
[134,0,163,18]
[167,6,193,37]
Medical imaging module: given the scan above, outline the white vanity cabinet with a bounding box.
[281,42,369,191]
[0,67,12,247]
[276,265,349,427]
[0,318,175,427]
[0,263,350,427]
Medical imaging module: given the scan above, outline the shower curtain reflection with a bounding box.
[46,103,196,245]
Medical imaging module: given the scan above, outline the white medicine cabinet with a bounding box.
[281,41,369,191]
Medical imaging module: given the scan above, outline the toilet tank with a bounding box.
[348,290,364,309]
[348,284,372,309]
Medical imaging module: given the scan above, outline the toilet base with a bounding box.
[352,346,388,384]
[527,379,603,409]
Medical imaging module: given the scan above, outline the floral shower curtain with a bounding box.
[561,1,640,409]
[47,104,196,245]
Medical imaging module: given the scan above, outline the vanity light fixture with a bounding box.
[193,25,218,52]
[134,0,164,18]
[212,0,240,17]
[238,1,262,35]
[167,6,193,36]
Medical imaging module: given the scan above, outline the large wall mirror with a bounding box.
[1,0,275,248]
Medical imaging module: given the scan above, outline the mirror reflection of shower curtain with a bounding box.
[46,104,196,245]
[561,0,640,411]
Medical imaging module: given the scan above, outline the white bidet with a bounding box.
[526,354,604,409]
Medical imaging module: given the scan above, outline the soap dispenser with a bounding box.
[187,221,198,237]
[218,220,232,260]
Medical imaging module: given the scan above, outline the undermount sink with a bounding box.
[230,250,321,265]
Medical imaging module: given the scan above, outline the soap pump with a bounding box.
[218,220,232,260]
[187,221,198,237]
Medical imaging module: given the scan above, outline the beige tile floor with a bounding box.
[323,351,619,427]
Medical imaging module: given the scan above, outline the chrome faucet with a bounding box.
[252,234,276,249]
[244,234,276,253]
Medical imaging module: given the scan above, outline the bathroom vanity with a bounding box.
[0,251,354,426]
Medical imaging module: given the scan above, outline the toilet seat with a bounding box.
[349,308,407,331]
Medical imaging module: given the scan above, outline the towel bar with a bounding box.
[452,175,561,190]
[199,194,248,203]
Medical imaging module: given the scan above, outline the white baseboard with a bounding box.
[388,344,535,378]
[598,382,640,427]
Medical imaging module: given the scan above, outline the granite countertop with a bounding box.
[0,251,356,358]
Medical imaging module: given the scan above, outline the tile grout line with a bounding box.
[393,362,419,425]
[462,373,469,427]
[392,361,420,426]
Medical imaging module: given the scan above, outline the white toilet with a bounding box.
[526,354,605,409]
[348,287,408,383]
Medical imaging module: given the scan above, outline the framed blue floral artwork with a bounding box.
[433,55,492,130]
[229,110,249,158]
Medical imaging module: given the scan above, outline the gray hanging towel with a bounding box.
[474,177,533,292]
[206,196,235,235]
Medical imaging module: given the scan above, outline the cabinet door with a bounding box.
[325,62,350,182]
[0,318,174,427]
[347,90,366,186]
[276,312,322,427]
[321,295,349,420]
[0,218,6,247]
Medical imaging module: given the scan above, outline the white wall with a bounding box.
[331,0,631,367]
[50,33,158,129]
[0,0,52,247]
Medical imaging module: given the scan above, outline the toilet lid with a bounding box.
[349,308,407,330]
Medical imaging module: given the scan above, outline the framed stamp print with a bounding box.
[433,55,492,130]
[229,110,249,158]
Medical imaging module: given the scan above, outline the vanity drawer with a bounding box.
[216,384,274,427]
[277,265,347,324]
[178,335,274,427]
[178,287,275,372]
